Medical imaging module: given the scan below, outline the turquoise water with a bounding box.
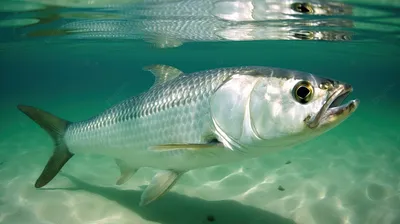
[1,0,399,224]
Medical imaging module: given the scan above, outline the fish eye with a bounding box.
[292,81,314,104]
[291,3,314,14]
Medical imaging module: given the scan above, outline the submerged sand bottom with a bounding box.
[0,101,399,224]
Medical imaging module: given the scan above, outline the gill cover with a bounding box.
[248,77,322,141]
[210,74,260,149]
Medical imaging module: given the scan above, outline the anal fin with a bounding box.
[115,159,137,185]
[140,170,182,206]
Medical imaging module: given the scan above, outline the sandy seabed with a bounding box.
[0,100,399,224]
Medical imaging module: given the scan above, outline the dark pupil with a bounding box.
[296,4,310,13]
[297,86,310,99]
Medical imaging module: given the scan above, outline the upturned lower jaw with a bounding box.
[306,84,355,129]
[326,99,359,118]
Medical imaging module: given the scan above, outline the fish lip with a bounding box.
[306,84,359,129]
[328,85,352,109]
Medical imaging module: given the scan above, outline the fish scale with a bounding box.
[17,65,359,206]
[64,67,233,159]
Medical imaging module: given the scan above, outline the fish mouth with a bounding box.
[307,84,359,129]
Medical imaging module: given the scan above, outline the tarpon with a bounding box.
[18,65,359,206]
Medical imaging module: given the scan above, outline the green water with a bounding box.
[0,0,399,224]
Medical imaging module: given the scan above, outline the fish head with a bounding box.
[210,67,359,151]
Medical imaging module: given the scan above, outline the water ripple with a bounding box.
[0,0,398,47]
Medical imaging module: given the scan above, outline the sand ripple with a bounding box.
[1,104,399,224]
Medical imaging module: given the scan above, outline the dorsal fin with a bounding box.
[146,36,183,49]
[143,64,184,88]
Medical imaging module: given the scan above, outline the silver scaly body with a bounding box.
[66,66,232,171]
[18,65,359,206]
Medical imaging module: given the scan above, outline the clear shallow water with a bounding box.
[0,0,399,224]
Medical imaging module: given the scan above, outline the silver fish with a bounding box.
[18,65,359,206]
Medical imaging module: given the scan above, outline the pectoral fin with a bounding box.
[148,142,223,152]
[140,170,182,206]
[115,159,137,185]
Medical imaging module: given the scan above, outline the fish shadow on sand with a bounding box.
[43,173,297,224]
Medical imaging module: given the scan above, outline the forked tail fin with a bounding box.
[17,105,74,188]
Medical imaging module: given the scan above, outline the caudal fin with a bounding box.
[17,105,74,188]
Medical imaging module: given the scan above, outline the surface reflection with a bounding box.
[0,0,398,47]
